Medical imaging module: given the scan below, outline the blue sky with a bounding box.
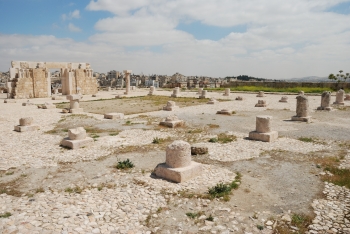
[0,0,350,78]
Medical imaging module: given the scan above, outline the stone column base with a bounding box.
[223,94,230,96]
[61,137,94,149]
[333,102,345,105]
[199,95,208,99]
[160,120,184,128]
[216,110,232,115]
[255,104,267,107]
[171,94,179,98]
[249,131,278,142]
[70,108,84,114]
[291,116,311,122]
[279,100,288,103]
[14,125,39,132]
[163,106,179,111]
[104,113,124,119]
[154,161,202,183]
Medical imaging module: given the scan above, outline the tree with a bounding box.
[328,70,350,83]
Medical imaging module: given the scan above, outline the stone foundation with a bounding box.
[154,162,202,183]
[14,125,39,132]
[248,131,278,142]
[61,137,94,149]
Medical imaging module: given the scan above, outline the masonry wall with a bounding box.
[11,68,48,99]
[74,69,98,95]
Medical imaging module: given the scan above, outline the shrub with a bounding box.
[208,138,218,143]
[116,159,135,169]
[0,212,12,218]
[206,214,214,221]
[152,137,163,144]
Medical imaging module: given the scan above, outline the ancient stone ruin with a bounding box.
[216,109,232,115]
[279,96,288,103]
[197,88,203,95]
[199,90,208,99]
[124,70,132,95]
[191,143,208,155]
[207,98,218,104]
[291,95,311,122]
[4,99,16,103]
[317,91,333,111]
[163,101,179,111]
[42,102,56,109]
[66,95,83,113]
[333,89,345,105]
[104,113,124,120]
[14,117,39,132]
[249,115,278,142]
[154,140,202,183]
[159,115,184,128]
[148,86,155,96]
[345,94,350,101]
[171,87,180,98]
[255,100,267,107]
[236,96,243,101]
[223,88,230,96]
[7,61,97,99]
[61,127,93,149]
[257,91,265,97]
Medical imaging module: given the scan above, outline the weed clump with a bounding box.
[209,133,237,143]
[0,212,12,218]
[64,186,83,194]
[298,137,314,143]
[116,159,135,170]
[207,172,242,201]
[152,137,163,144]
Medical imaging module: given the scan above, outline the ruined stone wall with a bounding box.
[74,69,97,95]
[11,68,48,99]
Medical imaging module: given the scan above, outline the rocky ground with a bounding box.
[0,89,350,234]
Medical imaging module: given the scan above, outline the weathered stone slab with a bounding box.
[14,125,40,132]
[279,96,288,103]
[61,137,94,149]
[163,101,179,111]
[160,115,184,128]
[4,99,16,103]
[249,131,278,142]
[216,109,232,115]
[255,100,267,107]
[68,127,87,140]
[154,162,202,183]
[207,98,217,104]
[236,96,243,101]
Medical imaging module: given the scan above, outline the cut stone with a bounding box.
[256,116,272,133]
[255,100,267,107]
[154,161,202,183]
[199,90,208,99]
[223,88,230,96]
[257,91,265,97]
[249,131,278,142]
[236,96,243,101]
[14,125,39,132]
[216,109,232,115]
[333,89,345,105]
[68,127,87,140]
[191,144,208,155]
[171,87,180,97]
[160,115,184,128]
[19,117,33,126]
[279,96,288,103]
[317,91,333,111]
[207,98,217,104]
[166,140,192,168]
[292,95,311,122]
[163,101,179,111]
[61,137,94,149]
[104,113,124,120]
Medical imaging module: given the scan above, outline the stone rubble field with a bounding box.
[0,89,350,234]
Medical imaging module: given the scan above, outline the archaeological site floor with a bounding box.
[0,89,350,233]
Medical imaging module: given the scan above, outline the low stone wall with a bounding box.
[222,81,350,90]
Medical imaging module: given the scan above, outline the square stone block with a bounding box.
[70,108,84,114]
[61,137,94,149]
[249,131,278,142]
[154,161,202,183]
[104,113,124,119]
[159,120,184,128]
[14,125,39,132]
[291,116,311,122]
[163,106,179,111]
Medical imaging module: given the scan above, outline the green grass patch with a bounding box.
[152,137,163,144]
[0,212,12,218]
[323,166,350,188]
[115,159,135,170]
[207,172,241,201]
[298,137,314,143]
[209,133,237,144]
[64,186,83,194]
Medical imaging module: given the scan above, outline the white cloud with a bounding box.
[62,10,80,20]
[1,0,350,79]
[68,23,82,32]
